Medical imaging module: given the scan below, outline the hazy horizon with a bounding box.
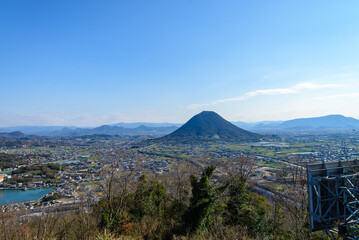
[0,112,356,128]
[1,1,359,127]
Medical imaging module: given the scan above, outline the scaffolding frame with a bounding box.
[308,160,359,240]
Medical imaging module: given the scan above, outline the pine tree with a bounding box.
[185,165,227,233]
[226,176,269,238]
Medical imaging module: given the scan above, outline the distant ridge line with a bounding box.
[1,114,358,136]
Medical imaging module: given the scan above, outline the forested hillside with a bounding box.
[0,162,327,240]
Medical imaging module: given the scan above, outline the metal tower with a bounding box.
[308,159,359,239]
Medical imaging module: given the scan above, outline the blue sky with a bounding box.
[1,0,359,126]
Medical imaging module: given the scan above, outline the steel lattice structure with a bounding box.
[308,160,359,239]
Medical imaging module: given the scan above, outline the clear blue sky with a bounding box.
[1,0,359,126]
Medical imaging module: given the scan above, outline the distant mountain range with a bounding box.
[233,114,359,131]
[154,111,261,143]
[0,126,78,135]
[0,131,46,140]
[110,122,183,128]
[0,131,28,139]
[232,120,283,130]
[0,114,358,137]
[37,125,179,137]
[0,124,181,136]
[276,115,359,130]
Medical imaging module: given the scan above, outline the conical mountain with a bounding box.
[158,111,261,143]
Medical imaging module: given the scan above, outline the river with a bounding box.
[0,188,53,205]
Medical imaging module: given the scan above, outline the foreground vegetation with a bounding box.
[0,163,328,240]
